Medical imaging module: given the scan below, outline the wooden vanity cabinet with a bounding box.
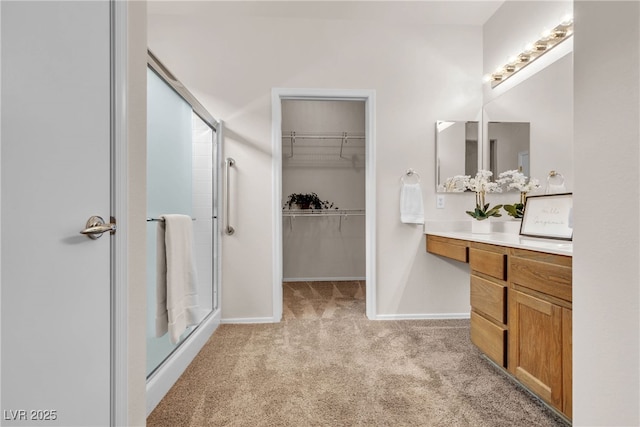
[425,234,573,420]
[508,248,572,419]
[469,243,508,367]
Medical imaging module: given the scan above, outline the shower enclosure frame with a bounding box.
[145,50,223,415]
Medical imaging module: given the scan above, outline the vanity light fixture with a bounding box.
[486,16,573,88]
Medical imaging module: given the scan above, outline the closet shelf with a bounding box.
[282,131,365,140]
[282,209,365,217]
[283,209,365,231]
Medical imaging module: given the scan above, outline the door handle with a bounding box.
[80,215,116,239]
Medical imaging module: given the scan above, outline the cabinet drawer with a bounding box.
[471,275,507,324]
[510,254,572,302]
[470,248,507,281]
[471,311,507,367]
[426,235,468,263]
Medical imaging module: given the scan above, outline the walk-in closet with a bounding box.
[281,100,366,318]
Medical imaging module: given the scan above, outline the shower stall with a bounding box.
[145,51,222,414]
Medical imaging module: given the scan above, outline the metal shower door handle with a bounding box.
[80,215,116,239]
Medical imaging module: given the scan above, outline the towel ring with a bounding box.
[546,170,566,194]
[401,168,421,183]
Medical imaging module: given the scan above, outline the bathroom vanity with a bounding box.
[426,231,572,421]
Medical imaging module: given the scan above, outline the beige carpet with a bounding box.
[148,281,567,427]
[282,281,366,320]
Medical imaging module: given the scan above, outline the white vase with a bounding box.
[472,218,492,234]
[502,219,522,235]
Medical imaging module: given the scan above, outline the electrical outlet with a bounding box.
[436,194,445,209]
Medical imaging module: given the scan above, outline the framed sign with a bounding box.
[520,193,573,240]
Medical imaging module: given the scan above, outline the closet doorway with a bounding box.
[272,90,377,321]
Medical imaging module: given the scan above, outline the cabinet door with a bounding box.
[509,290,563,411]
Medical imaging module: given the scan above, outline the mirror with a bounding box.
[436,120,479,192]
[487,121,530,178]
[482,53,573,191]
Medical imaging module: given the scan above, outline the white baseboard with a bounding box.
[374,312,471,321]
[221,316,277,324]
[283,276,366,282]
[146,309,221,416]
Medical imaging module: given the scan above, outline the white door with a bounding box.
[1,2,113,426]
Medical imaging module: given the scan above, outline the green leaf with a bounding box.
[503,203,524,218]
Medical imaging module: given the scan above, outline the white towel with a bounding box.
[155,214,200,344]
[400,183,424,224]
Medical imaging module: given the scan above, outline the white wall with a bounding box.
[282,100,366,280]
[573,2,640,425]
[148,2,484,320]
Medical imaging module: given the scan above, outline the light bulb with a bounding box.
[534,42,547,51]
[553,28,568,38]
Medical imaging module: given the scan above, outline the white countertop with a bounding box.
[424,221,573,256]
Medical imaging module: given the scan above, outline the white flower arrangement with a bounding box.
[463,170,503,221]
[496,170,541,218]
[466,169,503,194]
[496,170,540,193]
[442,175,469,192]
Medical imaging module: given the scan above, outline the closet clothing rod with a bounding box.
[147,217,196,222]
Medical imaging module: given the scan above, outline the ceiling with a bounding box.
[147,1,505,27]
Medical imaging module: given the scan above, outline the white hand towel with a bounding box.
[155,214,200,344]
[400,183,424,224]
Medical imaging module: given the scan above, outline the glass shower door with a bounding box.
[146,67,216,377]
